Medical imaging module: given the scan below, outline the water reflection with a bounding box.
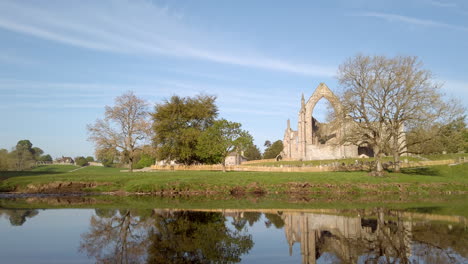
[0,209,38,226]
[79,209,254,264]
[0,208,466,263]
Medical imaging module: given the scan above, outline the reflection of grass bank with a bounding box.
[1,193,467,218]
[0,163,467,196]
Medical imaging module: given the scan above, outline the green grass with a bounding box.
[0,165,77,181]
[0,163,467,195]
[421,153,468,161]
[244,153,468,167]
[244,156,424,167]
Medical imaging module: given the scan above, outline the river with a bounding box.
[0,196,467,263]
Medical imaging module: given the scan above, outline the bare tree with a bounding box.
[337,55,463,174]
[87,91,151,172]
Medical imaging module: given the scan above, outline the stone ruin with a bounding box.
[282,83,374,160]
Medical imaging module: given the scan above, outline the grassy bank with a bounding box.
[0,163,467,195]
[244,153,468,167]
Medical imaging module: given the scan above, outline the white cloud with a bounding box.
[428,0,457,8]
[0,0,334,77]
[0,78,298,112]
[357,12,468,32]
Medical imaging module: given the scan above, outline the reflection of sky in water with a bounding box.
[0,209,467,264]
[228,214,302,263]
[0,209,94,264]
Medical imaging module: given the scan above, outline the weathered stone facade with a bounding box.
[282,83,360,160]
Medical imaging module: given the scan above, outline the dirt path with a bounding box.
[68,166,86,173]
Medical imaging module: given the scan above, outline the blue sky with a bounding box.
[0,0,467,158]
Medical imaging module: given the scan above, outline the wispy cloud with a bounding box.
[0,78,299,114]
[428,0,457,8]
[357,12,468,32]
[0,0,334,77]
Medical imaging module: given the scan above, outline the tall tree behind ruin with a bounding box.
[152,95,218,165]
[337,54,463,174]
[87,91,151,172]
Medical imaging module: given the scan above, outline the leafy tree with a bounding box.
[75,156,89,167]
[196,119,253,171]
[152,94,218,165]
[244,144,262,161]
[96,147,119,167]
[85,156,94,162]
[38,154,53,162]
[135,153,155,169]
[13,139,35,171]
[0,149,9,171]
[337,54,463,174]
[31,147,44,160]
[88,91,151,172]
[408,116,468,154]
[263,140,283,159]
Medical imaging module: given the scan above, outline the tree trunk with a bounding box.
[129,157,133,173]
[393,150,401,173]
[373,145,385,176]
[392,135,401,173]
[222,159,226,173]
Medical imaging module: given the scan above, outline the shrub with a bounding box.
[75,156,89,167]
[135,154,155,169]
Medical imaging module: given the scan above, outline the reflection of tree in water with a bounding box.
[264,213,284,229]
[80,209,254,264]
[80,209,153,264]
[411,221,468,263]
[230,211,262,231]
[0,209,39,226]
[147,211,253,263]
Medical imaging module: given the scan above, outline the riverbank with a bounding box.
[0,163,467,196]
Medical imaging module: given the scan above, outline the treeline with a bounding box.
[407,116,468,155]
[243,140,284,161]
[0,140,52,171]
[88,93,255,172]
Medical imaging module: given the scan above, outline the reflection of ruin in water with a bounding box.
[280,209,467,264]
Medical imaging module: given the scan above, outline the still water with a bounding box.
[0,207,467,264]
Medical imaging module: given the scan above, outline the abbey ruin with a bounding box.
[282,83,373,160]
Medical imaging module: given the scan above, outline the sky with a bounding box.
[0,0,467,158]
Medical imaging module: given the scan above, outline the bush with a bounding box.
[101,159,114,167]
[75,156,89,167]
[86,156,95,162]
[135,154,155,169]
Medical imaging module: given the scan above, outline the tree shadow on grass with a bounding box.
[405,206,442,214]
[0,169,63,181]
[400,167,441,176]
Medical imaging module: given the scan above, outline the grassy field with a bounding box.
[0,163,467,195]
[244,153,468,167]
